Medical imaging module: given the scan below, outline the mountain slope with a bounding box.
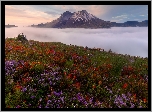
[33,10,111,28]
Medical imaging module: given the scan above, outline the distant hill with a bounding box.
[30,10,148,28]
[5,24,18,28]
[111,20,148,27]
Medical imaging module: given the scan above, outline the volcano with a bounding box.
[33,10,111,28]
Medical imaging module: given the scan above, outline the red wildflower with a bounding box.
[73,82,81,90]
[133,93,136,97]
[123,83,128,89]
[93,74,97,78]
[85,95,90,101]
[67,74,72,79]
[143,98,147,103]
[14,84,22,90]
[73,75,76,80]
[50,50,55,54]
[105,74,108,77]
[133,93,137,102]
[24,62,29,67]
[95,68,99,71]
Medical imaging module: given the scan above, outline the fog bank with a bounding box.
[5,27,148,58]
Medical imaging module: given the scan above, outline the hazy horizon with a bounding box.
[5,5,148,27]
[5,27,148,58]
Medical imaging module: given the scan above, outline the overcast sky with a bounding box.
[5,5,148,27]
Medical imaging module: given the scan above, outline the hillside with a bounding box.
[5,37,148,108]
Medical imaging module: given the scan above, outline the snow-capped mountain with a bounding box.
[70,10,97,21]
[32,10,111,28]
[30,10,148,28]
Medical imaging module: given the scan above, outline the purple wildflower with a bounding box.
[82,100,88,105]
[127,92,131,97]
[49,81,52,85]
[47,100,51,104]
[21,87,27,92]
[28,104,31,107]
[73,97,77,100]
[47,95,51,97]
[41,74,44,76]
[122,94,127,101]
[16,105,21,108]
[48,78,51,81]
[45,106,49,108]
[60,96,64,103]
[39,98,42,102]
[89,97,93,104]
[53,91,62,96]
[130,103,135,108]
[30,95,35,99]
[38,105,42,108]
[114,95,127,108]
[76,93,83,102]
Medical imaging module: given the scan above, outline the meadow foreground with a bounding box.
[5,37,148,108]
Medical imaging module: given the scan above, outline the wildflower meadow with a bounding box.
[5,36,148,108]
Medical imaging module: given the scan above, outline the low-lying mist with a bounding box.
[5,27,148,58]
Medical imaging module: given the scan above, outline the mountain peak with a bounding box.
[71,10,97,21]
[32,10,111,28]
[61,11,73,21]
[80,10,88,13]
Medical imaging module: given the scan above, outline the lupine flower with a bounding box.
[16,105,21,108]
[53,91,62,96]
[38,105,42,108]
[60,96,64,103]
[47,100,51,104]
[49,81,52,85]
[39,98,42,102]
[47,95,51,97]
[76,93,83,102]
[45,105,49,108]
[130,103,135,108]
[21,87,27,92]
[89,97,93,104]
[28,104,31,107]
[30,95,35,99]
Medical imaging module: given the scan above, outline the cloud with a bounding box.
[134,19,140,21]
[140,15,145,16]
[110,14,130,22]
[112,14,128,19]
[5,5,58,26]
[5,5,16,9]
[5,27,148,58]
[45,11,60,15]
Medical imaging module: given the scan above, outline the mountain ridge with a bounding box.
[30,10,148,28]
